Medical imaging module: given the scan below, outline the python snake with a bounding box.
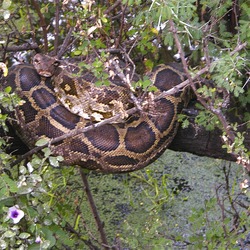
[2,54,188,173]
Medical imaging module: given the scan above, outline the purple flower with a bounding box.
[7,205,24,224]
[35,235,42,243]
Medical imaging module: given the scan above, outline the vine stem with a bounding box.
[79,168,110,249]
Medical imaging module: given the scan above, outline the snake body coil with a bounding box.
[3,54,187,173]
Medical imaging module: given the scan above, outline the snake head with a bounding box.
[33,53,60,77]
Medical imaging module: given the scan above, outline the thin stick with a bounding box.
[65,221,100,249]
[58,26,75,59]
[104,0,122,15]
[0,43,39,52]
[115,3,127,48]
[25,0,36,43]
[79,168,110,249]
[54,0,60,55]
[30,0,48,52]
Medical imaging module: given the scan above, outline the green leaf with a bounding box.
[19,165,27,174]
[19,232,31,239]
[3,230,16,238]
[2,0,12,9]
[49,156,60,167]
[30,174,43,182]
[41,240,52,249]
[0,239,7,249]
[165,5,172,20]
[101,16,108,23]
[56,155,64,162]
[4,86,12,94]
[41,227,56,247]
[42,147,51,157]
[73,50,82,56]
[35,138,49,147]
[148,86,158,92]
[2,174,18,193]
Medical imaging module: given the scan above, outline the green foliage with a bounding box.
[210,53,246,97]
[178,113,190,129]
[239,2,250,43]
[187,190,249,249]
[194,105,220,131]
[0,134,249,249]
[130,169,174,210]
[134,75,158,91]
[0,86,22,115]
[76,53,110,86]
[0,154,81,249]
[0,0,249,248]
[0,0,11,20]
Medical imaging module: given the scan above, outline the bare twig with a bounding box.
[168,19,247,144]
[115,3,127,48]
[215,185,229,241]
[54,0,60,55]
[79,211,103,249]
[1,33,11,61]
[0,43,39,52]
[229,42,247,56]
[79,168,110,249]
[222,163,240,230]
[30,0,48,52]
[110,58,142,112]
[104,0,122,15]
[202,23,212,68]
[58,27,75,59]
[122,49,136,82]
[169,20,190,77]
[156,66,209,99]
[98,48,122,54]
[25,0,36,43]
[65,221,100,249]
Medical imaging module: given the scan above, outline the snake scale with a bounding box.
[2,54,188,173]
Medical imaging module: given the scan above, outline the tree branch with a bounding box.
[30,0,48,52]
[54,0,60,55]
[168,19,247,145]
[115,3,127,48]
[104,0,122,15]
[79,169,110,249]
[58,27,75,59]
[25,0,36,43]
[0,43,39,52]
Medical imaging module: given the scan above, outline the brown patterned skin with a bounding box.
[3,54,187,173]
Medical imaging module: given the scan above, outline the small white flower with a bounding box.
[240,179,249,193]
[35,235,42,243]
[7,205,24,224]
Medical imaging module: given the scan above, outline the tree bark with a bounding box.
[169,102,250,171]
[170,125,236,161]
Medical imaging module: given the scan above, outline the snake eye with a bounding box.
[53,61,60,67]
[33,58,39,65]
